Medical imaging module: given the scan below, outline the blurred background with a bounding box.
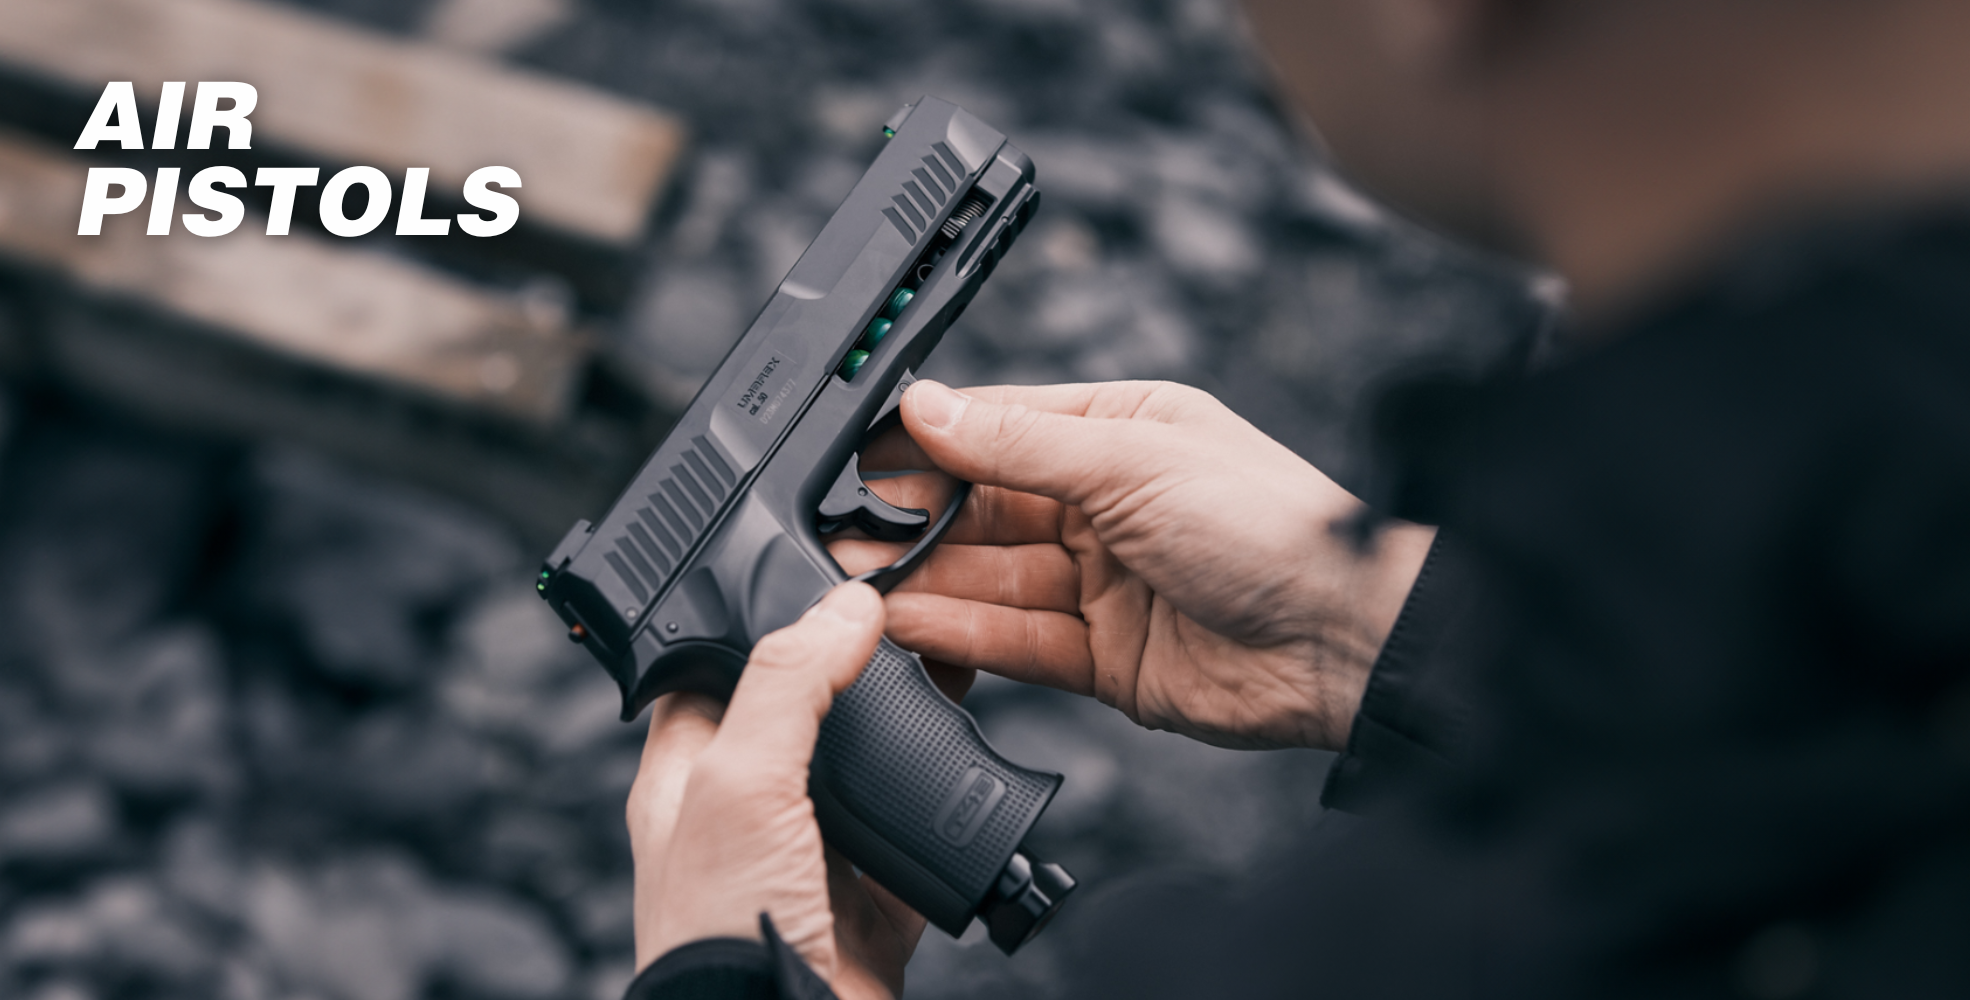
[0,0,1549,997]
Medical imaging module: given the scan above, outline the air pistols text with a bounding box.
[72,82,522,238]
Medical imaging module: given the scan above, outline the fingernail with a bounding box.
[910,381,970,431]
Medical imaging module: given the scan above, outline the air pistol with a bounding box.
[537,97,1073,953]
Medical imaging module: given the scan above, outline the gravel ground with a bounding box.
[0,1,1549,998]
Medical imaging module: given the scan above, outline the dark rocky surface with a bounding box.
[0,1,1549,998]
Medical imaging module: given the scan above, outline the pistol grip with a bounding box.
[810,636,1073,953]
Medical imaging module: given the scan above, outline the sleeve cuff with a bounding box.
[623,914,839,1000]
[624,938,777,1000]
[1321,531,1476,814]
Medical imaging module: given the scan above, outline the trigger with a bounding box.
[817,458,929,541]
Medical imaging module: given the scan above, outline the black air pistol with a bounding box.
[537,97,1073,953]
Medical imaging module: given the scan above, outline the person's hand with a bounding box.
[832,380,1435,752]
[625,583,925,999]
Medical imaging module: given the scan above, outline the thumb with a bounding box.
[901,380,1164,506]
[709,582,884,769]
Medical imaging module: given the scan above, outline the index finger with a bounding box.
[859,473,1064,546]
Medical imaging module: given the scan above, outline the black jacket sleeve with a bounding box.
[622,914,839,1000]
[1320,531,1477,813]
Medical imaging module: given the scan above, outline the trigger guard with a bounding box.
[850,480,973,594]
[818,459,931,541]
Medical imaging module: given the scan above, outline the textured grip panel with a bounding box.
[812,636,1060,935]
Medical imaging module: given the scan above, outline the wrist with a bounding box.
[625,937,777,1000]
[1302,521,1438,751]
[644,917,762,973]
[638,858,766,969]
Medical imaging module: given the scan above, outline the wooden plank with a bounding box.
[423,0,576,55]
[41,299,637,549]
[0,0,685,246]
[0,128,585,422]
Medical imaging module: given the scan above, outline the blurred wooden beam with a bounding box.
[0,129,585,422]
[0,0,686,247]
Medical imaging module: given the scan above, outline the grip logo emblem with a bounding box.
[933,765,1006,848]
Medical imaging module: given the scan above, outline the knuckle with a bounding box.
[625,781,672,842]
[992,404,1048,471]
[624,781,650,829]
[1173,384,1212,408]
[968,484,1000,534]
[1148,381,1209,416]
[683,752,749,800]
[681,776,741,819]
[693,749,795,804]
[686,748,735,785]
